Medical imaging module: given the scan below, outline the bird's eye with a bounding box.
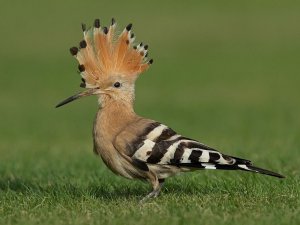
[113,82,121,88]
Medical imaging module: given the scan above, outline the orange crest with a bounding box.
[69,18,153,88]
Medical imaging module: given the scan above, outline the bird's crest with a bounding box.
[69,18,153,88]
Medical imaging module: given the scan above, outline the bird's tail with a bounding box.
[176,146,285,178]
[236,164,285,178]
[215,155,285,178]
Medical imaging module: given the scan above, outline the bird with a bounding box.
[56,18,284,202]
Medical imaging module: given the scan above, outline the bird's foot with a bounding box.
[139,188,161,204]
[139,177,164,204]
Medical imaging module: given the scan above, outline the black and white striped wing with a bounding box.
[114,121,284,178]
[127,122,249,170]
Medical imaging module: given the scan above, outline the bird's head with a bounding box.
[56,19,153,108]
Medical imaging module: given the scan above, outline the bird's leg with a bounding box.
[140,174,164,203]
[158,179,165,188]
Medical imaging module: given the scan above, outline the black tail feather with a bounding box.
[243,165,285,178]
[223,155,285,178]
[177,153,285,178]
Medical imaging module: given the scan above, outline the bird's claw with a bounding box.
[139,189,161,204]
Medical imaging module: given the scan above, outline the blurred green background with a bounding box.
[0,0,299,225]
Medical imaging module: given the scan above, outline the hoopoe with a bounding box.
[56,19,284,202]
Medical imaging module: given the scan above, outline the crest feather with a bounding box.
[70,19,153,88]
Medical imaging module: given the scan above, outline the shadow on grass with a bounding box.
[0,175,150,200]
[0,174,286,201]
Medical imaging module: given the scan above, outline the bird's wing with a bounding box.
[113,120,251,170]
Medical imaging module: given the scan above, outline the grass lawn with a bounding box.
[0,1,299,224]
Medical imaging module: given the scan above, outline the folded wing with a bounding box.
[114,121,244,168]
[113,120,284,178]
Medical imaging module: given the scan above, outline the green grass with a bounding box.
[0,0,300,224]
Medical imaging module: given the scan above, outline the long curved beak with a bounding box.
[55,88,98,108]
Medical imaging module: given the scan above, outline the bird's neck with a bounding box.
[94,97,138,141]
